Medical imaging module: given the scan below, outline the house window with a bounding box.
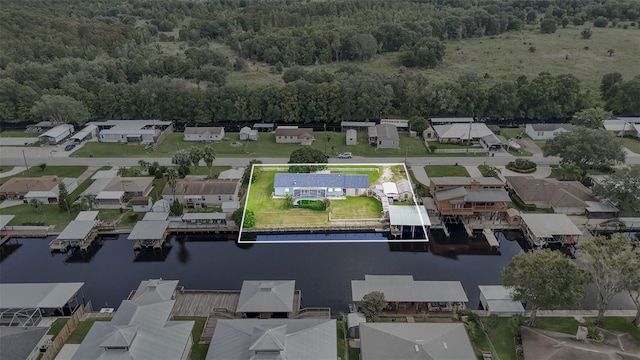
[218,195,221,201]
[538,132,543,136]
[229,195,233,200]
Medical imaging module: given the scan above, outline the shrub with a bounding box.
[299,200,326,211]
[506,158,537,173]
[586,323,603,340]
[478,165,499,178]
[593,17,608,28]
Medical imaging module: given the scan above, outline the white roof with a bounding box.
[603,119,632,132]
[218,168,244,180]
[479,285,515,301]
[0,282,84,308]
[38,124,73,138]
[236,280,296,313]
[433,123,493,140]
[24,190,56,198]
[479,285,525,313]
[70,124,97,140]
[430,117,474,124]
[128,221,169,240]
[347,312,367,329]
[521,214,582,238]
[206,319,337,360]
[56,220,98,240]
[131,279,179,305]
[76,211,99,221]
[82,178,112,196]
[352,275,468,303]
[382,182,398,195]
[388,205,431,227]
[96,190,124,200]
[89,119,171,129]
[0,215,15,229]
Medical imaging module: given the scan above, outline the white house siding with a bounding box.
[132,204,152,212]
[525,125,570,140]
[378,139,399,149]
[275,135,301,143]
[99,133,126,142]
[184,133,224,142]
[552,207,586,215]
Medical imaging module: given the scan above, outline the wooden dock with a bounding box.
[171,290,242,317]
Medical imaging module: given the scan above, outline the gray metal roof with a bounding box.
[57,220,98,240]
[479,285,515,301]
[142,212,169,221]
[274,173,369,189]
[0,214,15,229]
[182,212,226,220]
[128,221,169,240]
[434,187,468,201]
[341,121,375,127]
[131,279,178,305]
[585,201,618,213]
[466,188,511,202]
[76,211,99,221]
[486,299,526,313]
[0,326,48,360]
[0,282,84,308]
[520,214,582,238]
[253,123,275,128]
[236,280,295,313]
[89,119,171,129]
[347,312,367,329]
[433,123,493,140]
[71,124,97,140]
[388,205,431,227]
[529,123,572,132]
[430,117,474,124]
[359,323,476,360]
[206,319,337,360]
[218,168,244,180]
[375,124,400,141]
[39,124,73,138]
[430,177,503,186]
[352,276,468,303]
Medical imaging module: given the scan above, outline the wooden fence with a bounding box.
[40,304,87,360]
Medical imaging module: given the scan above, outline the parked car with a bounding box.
[64,144,76,151]
[337,152,353,159]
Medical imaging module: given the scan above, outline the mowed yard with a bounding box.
[246,168,384,227]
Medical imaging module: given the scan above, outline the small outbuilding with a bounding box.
[347,312,367,338]
[38,124,74,145]
[478,285,525,314]
[239,126,258,141]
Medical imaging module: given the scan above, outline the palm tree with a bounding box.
[80,194,98,211]
[557,162,583,181]
[189,147,204,174]
[164,168,179,197]
[202,145,216,178]
[29,198,44,213]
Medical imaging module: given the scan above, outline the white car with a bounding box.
[337,152,353,159]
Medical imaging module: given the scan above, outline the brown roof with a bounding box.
[274,127,314,138]
[184,127,224,135]
[163,178,238,196]
[0,176,62,193]
[506,176,597,208]
[130,196,150,205]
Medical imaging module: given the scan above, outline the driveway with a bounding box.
[410,165,430,185]
[516,137,543,155]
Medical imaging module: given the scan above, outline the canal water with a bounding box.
[0,232,633,312]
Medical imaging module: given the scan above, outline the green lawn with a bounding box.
[0,131,39,137]
[331,197,382,219]
[536,317,640,341]
[0,166,88,185]
[0,166,13,173]
[467,321,492,359]
[620,137,640,154]
[72,142,159,158]
[47,318,70,340]
[425,165,470,177]
[506,147,533,157]
[3,204,80,230]
[173,317,208,360]
[481,317,518,360]
[66,318,111,344]
[500,128,524,139]
[597,317,640,341]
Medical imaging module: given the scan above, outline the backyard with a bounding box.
[330,197,383,220]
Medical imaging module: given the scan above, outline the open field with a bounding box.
[331,197,382,219]
[72,142,161,158]
[425,165,470,177]
[299,24,640,90]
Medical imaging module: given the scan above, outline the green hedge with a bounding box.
[505,164,537,173]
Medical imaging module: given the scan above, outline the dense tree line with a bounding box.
[1,0,639,126]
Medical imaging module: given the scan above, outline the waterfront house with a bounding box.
[359,323,476,360]
[351,275,468,314]
[430,177,510,221]
[0,282,85,326]
[162,178,240,208]
[0,326,48,360]
[72,279,194,360]
[96,191,125,208]
[478,285,525,314]
[236,280,297,319]
[520,213,582,247]
[525,123,572,140]
[368,124,400,149]
[89,119,172,144]
[103,176,154,197]
[183,126,225,142]
[239,126,258,141]
[506,176,611,215]
[274,126,314,145]
[205,319,337,360]
[38,124,74,144]
[0,176,77,203]
[273,173,369,205]
[131,196,152,212]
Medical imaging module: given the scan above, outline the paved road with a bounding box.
[1,145,639,168]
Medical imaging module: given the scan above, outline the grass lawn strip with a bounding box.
[620,137,640,154]
[0,131,39,138]
[65,318,111,344]
[5,204,79,230]
[330,197,382,220]
[481,317,518,360]
[47,318,70,340]
[173,316,208,360]
[424,165,470,177]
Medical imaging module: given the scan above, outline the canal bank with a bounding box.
[0,233,634,313]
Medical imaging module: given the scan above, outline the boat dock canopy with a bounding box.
[129,220,170,240]
[0,282,84,308]
[388,205,431,227]
[0,215,15,230]
[352,275,468,303]
[520,214,582,238]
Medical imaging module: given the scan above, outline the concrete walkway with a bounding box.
[410,165,430,186]
[0,166,26,178]
[0,200,23,209]
[464,165,483,177]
